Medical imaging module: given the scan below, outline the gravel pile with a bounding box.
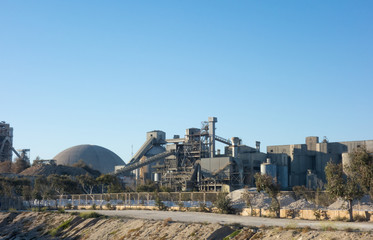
[229,189,373,211]
[20,164,96,177]
[328,195,373,211]
[229,189,298,210]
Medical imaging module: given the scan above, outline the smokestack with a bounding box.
[256,141,260,152]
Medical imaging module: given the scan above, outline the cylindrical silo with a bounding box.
[260,158,277,179]
[278,165,288,189]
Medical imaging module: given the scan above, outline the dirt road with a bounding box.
[72,210,373,231]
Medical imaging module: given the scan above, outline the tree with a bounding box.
[34,176,53,203]
[347,147,373,198]
[96,174,122,193]
[22,185,32,208]
[325,161,364,222]
[47,175,80,208]
[254,173,281,218]
[77,174,97,197]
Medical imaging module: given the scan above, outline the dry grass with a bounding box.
[163,217,172,227]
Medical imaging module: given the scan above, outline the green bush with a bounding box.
[49,218,72,237]
[57,208,65,213]
[214,193,234,214]
[8,208,17,212]
[223,229,241,240]
[79,211,102,219]
[154,192,168,211]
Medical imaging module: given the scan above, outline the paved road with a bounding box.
[72,210,373,231]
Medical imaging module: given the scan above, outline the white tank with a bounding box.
[260,162,277,179]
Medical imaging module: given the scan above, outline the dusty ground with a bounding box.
[0,211,373,240]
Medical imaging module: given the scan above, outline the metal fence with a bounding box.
[0,197,24,210]
[19,190,335,209]
[23,192,222,208]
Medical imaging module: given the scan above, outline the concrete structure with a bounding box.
[267,136,373,189]
[0,122,13,162]
[116,117,266,191]
[0,121,30,164]
[54,144,125,174]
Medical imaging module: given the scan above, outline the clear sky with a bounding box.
[1,1,372,163]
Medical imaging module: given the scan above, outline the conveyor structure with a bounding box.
[117,117,266,191]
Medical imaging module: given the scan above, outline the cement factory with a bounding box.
[1,118,373,192]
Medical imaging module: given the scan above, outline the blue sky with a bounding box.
[1,1,372,163]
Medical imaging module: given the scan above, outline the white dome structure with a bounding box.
[54,144,125,174]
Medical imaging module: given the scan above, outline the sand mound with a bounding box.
[229,189,297,209]
[20,164,98,177]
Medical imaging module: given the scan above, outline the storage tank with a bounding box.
[277,165,288,189]
[260,158,277,179]
[154,173,159,182]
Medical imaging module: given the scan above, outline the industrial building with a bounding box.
[116,117,266,191]
[0,122,29,164]
[3,119,373,192]
[266,137,373,189]
[0,121,13,162]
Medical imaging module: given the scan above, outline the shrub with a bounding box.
[344,227,354,232]
[284,222,298,230]
[198,202,210,212]
[90,204,97,210]
[223,229,241,240]
[354,215,367,222]
[320,223,336,231]
[57,208,65,213]
[65,203,72,209]
[49,218,72,237]
[301,226,311,233]
[155,193,168,211]
[214,193,234,214]
[313,209,321,220]
[334,216,347,221]
[163,217,172,227]
[177,201,184,210]
[8,208,17,212]
[79,211,102,219]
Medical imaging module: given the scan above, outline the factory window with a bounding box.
[270,149,273,153]
[357,145,361,148]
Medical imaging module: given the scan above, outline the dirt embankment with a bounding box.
[0,212,373,240]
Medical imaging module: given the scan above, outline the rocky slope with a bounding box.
[0,212,372,240]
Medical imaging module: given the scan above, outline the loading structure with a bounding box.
[116,117,266,191]
[0,121,30,164]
